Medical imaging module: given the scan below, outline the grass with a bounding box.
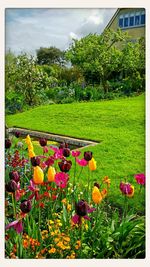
[6,94,145,212]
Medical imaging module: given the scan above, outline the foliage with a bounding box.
[5,136,145,259]
[5,53,51,109]
[66,30,145,94]
[5,91,26,114]
[66,29,128,93]
[36,46,66,66]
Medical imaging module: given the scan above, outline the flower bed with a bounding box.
[5,134,145,259]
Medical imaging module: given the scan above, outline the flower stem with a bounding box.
[78,166,83,180]
[87,167,90,200]
[73,158,77,189]
[80,219,83,258]
[11,193,16,218]
[38,204,41,229]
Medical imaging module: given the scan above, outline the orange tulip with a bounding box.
[47,166,56,182]
[101,188,108,199]
[33,166,44,184]
[89,157,97,171]
[103,176,111,188]
[92,186,102,204]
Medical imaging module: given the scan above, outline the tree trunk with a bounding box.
[101,78,108,94]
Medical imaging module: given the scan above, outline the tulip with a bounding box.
[94,182,100,189]
[48,166,56,182]
[39,138,47,147]
[55,172,69,188]
[89,157,97,171]
[28,143,34,151]
[6,219,23,234]
[15,131,21,138]
[63,148,70,157]
[120,182,134,198]
[6,180,17,193]
[75,200,88,216]
[58,160,72,172]
[134,173,145,185]
[25,135,31,145]
[28,149,35,158]
[33,166,44,184]
[84,151,93,161]
[127,185,134,198]
[9,171,20,183]
[20,199,32,213]
[92,186,102,204]
[31,156,40,167]
[76,158,88,167]
[72,200,96,225]
[103,176,111,188]
[101,188,107,199]
[5,139,11,149]
[71,150,81,157]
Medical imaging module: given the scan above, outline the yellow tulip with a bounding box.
[25,134,31,145]
[89,157,97,171]
[33,166,44,184]
[28,149,35,158]
[28,143,34,151]
[92,186,102,204]
[47,166,56,182]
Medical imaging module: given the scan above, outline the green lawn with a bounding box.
[6,94,145,212]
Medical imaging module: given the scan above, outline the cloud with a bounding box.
[5,8,117,55]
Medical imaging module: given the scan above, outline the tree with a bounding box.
[36,46,65,66]
[5,53,51,106]
[66,29,128,93]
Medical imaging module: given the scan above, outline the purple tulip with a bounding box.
[39,138,47,147]
[58,159,72,172]
[9,171,20,183]
[63,148,70,157]
[5,139,11,149]
[6,180,17,193]
[20,199,32,213]
[31,156,40,167]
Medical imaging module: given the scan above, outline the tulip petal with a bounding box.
[72,214,80,224]
[83,215,91,221]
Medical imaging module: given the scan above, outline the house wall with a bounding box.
[108,8,145,40]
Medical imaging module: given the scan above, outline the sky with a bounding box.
[5,8,117,55]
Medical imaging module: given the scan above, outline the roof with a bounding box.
[105,8,120,29]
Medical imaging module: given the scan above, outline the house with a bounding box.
[105,8,145,41]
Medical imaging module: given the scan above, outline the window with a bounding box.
[141,11,145,25]
[135,12,140,25]
[129,13,134,26]
[118,10,145,29]
[119,16,123,28]
[124,17,128,27]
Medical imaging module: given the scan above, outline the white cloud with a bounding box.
[5,8,117,55]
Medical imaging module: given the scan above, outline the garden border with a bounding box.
[7,127,99,149]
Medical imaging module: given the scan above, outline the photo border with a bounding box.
[0,1,150,266]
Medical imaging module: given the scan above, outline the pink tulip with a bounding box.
[55,172,69,188]
[6,220,23,234]
[71,150,81,157]
[76,158,88,167]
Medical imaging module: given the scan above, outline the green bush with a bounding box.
[5,91,26,114]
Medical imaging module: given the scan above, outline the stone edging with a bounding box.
[8,127,99,149]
